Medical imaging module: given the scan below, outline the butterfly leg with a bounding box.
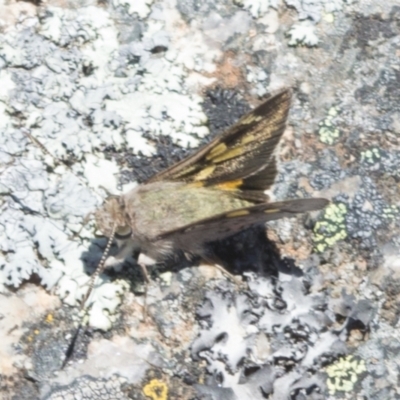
[137,253,153,283]
[137,253,156,319]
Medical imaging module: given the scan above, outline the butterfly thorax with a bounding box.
[122,181,253,240]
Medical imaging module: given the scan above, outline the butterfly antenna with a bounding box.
[61,223,117,369]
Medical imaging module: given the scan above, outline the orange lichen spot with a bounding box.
[143,379,168,400]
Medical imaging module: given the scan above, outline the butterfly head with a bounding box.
[95,195,132,239]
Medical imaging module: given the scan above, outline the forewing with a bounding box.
[146,89,291,195]
[157,198,329,248]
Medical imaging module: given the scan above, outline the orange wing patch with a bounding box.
[215,179,243,191]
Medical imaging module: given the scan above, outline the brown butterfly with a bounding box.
[63,88,328,367]
[94,88,328,270]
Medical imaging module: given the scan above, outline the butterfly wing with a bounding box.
[156,198,329,249]
[146,89,291,202]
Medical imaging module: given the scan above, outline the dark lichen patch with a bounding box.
[341,12,398,58]
[310,149,346,191]
[355,68,400,113]
[381,280,400,326]
[20,309,92,378]
[118,135,191,184]
[43,375,130,400]
[338,177,399,250]
[201,87,250,137]
[0,372,39,400]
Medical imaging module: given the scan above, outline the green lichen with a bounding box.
[326,355,367,395]
[382,205,399,220]
[360,148,381,164]
[318,106,341,145]
[313,202,347,252]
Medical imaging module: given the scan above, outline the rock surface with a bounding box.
[0,0,399,399]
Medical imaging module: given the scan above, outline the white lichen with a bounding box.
[285,0,346,22]
[113,0,154,19]
[0,1,212,329]
[287,21,319,47]
[234,0,279,18]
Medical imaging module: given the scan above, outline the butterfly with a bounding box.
[94,88,328,270]
[63,88,328,368]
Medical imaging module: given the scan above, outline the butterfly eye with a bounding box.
[115,226,132,239]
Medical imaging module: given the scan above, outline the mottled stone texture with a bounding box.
[0,0,399,399]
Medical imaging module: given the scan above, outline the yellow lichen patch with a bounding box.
[216,179,243,190]
[34,329,40,335]
[226,209,249,218]
[326,355,367,395]
[211,146,243,163]
[318,106,341,145]
[194,165,216,181]
[45,313,53,323]
[206,142,227,159]
[143,379,168,400]
[313,202,347,252]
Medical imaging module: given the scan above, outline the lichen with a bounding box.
[313,202,348,253]
[233,0,279,18]
[0,1,211,329]
[317,106,341,145]
[326,355,367,395]
[287,21,319,47]
[142,379,168,400]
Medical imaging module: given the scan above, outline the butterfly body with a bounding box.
[94,89,329,265]
[96,181,254,259]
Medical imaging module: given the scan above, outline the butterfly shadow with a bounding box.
[206,225,304,280]
[79,225,303,295]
